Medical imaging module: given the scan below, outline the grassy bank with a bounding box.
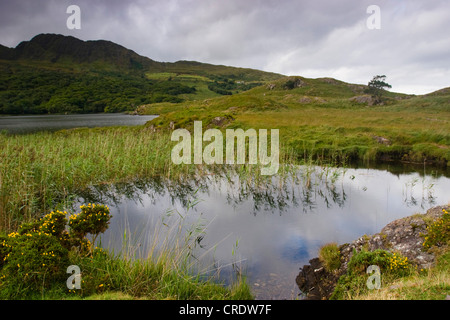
[140,76,450,167]
[352,250,450,300]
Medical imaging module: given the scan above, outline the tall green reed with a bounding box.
[0,125,348,232]
[0,127,184,232]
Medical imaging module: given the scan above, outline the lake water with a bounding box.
[74,164,450,300]
[0,113,158,134]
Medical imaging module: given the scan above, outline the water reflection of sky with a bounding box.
[79,166,450,300]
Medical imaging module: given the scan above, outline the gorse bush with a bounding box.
[0,204,112,298]
[387,252,409,273]
[0,231,70,296]
[68,203,111,250]
[331,249,412,299]
[18,210,67,237]
[422,208,450,250]
[345,249,411,277]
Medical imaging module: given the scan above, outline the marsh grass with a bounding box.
[0,127,194,231]
[319,242,341,272]
[140,76,450,167]
[0,122,347,233]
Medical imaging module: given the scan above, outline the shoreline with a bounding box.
[296,204,450,300]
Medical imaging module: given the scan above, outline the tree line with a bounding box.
[0,63,196,114]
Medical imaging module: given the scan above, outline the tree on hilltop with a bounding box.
[365,75,392,105]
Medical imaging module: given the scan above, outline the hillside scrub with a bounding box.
[140,76,450,167]
[0,34,283,115]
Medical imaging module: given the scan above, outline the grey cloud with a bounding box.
[0,0,449,94]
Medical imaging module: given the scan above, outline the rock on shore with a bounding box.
[296,205,449,300]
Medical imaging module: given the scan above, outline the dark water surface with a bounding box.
[0,113,158,134]
[75,165,450,299]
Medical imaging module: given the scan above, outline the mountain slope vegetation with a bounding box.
[141,75,450,167]
[0,33,282,114]
[0,33,448,167]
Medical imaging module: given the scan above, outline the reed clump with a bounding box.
[0,125,333,233]
[0,127,195,232]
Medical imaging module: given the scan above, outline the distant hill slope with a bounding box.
[140,74,449,167]
[0,33,283,114]
[1,33,282,80]
[8,33,159,70]
[426,87,450,97]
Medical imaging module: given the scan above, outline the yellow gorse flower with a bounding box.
[388,252,409,271]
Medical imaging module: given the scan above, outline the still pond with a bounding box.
[76,164,450,299]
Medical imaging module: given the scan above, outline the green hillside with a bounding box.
[0,33,282,114]
[1,33,448,166]
[140,76,450,167]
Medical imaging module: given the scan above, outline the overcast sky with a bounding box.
[1,0,449,94]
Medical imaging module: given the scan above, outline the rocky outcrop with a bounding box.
[372,135,391,146]
[349,95,376,106]
[297,96,327,104]
[296,257,342,300]
[296,205,449,300]
[207,115,234,128]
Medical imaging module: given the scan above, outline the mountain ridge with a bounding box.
[0,33,283,81]
[2,33,449,95]
[1,33,449,116]
[0,33,283,114]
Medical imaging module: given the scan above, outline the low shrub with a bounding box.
[319,242,341,272]
[68,203,111,250]
[331,249,412,299]
[0,231,70,298]
[346,249,392,273]
[0,204,112,298]
[422,208,450,250]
